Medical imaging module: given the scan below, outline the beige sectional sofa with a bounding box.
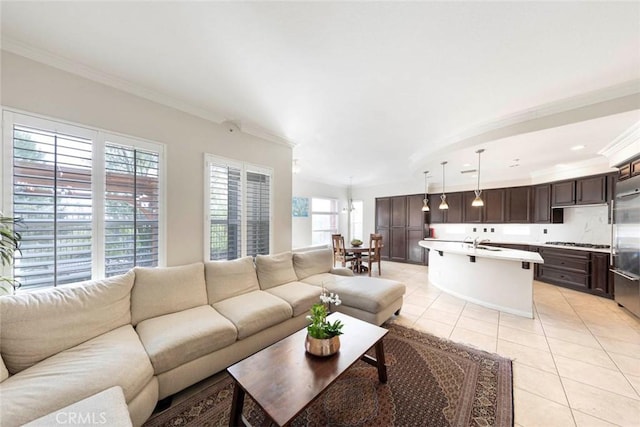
[0,248,405,426]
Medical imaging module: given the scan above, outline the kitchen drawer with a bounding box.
[538,247,590,261]
[537,266,589,289]
[542,255,590,274]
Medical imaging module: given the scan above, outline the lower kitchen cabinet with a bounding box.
[536,246,612,298]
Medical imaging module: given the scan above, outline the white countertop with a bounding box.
[421,238,611,254]
[419,240,544,263]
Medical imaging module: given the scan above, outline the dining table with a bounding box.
[346,245,375,274]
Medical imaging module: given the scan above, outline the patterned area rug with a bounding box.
[144,324,513,427]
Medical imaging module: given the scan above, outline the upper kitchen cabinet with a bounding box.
[552,174,609,207]
[533,184,564,224]
[445,192,463,223]
[427,194,445,223]
[576,175,607,205]
[505,186,532,223]
[483,189,505,223]
[552,180,576,206]
[617,156,640,181]
[462,191,483,223]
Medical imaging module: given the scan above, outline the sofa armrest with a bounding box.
[330,268,354,277]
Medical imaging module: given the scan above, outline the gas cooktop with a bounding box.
[545,241,610,249]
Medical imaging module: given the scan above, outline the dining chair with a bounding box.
[331,234,356,268]
[362,233,383,276]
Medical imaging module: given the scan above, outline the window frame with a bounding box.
[203,153,273,260]
[311,197,339,246]
[2,109,166,289]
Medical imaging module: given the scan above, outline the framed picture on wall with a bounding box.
[292,197,309,217]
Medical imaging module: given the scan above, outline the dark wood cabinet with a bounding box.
[463,191,483,223]
[375,194,426,264]
[427,194,445,223]
[390,196,406,261]
[576,175,606,205]
[407,229,425,264]
[390,228,407,261]
[535,246,613,298]
[552,180,576,206]
[591,252,610,295]
[537,247,590,291]
[616,156,640,181]
[505,186,532,223]
[406,194,426,264]
[533,184,563,224]
[375,197,391,260]
[619,163,632,180]
[632,158,640,177]
[483,189,505,223]
[445,192,463,223]
[391,197,406,227]
[533,184,551,223]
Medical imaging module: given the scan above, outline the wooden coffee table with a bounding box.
[227,312,388,426]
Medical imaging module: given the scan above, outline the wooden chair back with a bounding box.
[332,234,347,267]
[365,233,383,276]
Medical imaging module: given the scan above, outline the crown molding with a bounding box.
[597,120,640,166]
[1,37,295,148]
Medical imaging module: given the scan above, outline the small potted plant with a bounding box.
[305,290,344,356]
[0,214,21,296]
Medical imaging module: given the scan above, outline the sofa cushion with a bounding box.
[300,272,350,289]
[255,251,298,290]
[329,277,406,313]
[131,262,207,325]
[0,271,135,374]
[213,290,293,339]
[292,248,333,280]
[205,256,260,304]
[0,325,154,427]
[0,355,8,383]
[136,305,238,374]
[23,386,132,427]
[266,282,322,317]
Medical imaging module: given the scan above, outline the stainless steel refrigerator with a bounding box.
[612,174,640,317]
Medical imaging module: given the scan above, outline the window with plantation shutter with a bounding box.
[205,155,272,260]
[12,124,93,288]
[105,144,160,276]
[246,170,271,257]
[4,112,165,291]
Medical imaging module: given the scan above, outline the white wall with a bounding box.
[430,205,611,245]
[1,51,293,265]
[291,175,348,249]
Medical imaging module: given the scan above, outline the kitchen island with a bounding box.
[418,240,544,318]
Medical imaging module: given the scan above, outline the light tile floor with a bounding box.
[379,261,640,427]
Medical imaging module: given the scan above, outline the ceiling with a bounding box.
[2,1,639,189]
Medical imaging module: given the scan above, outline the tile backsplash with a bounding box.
[430,205,611,245]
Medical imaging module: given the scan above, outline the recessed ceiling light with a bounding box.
[571,145,585,151]
[463,163,471,167]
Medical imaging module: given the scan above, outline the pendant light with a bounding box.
[472,149,485,207]
[421,171,430,212]
[439,161,449,210]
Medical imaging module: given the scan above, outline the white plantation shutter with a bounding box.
[5,112,165,291]
[205,155,272,260]
[245,169,271,257]
[12,124,94,289]
[208,160,242,260]
[105,144,160,276]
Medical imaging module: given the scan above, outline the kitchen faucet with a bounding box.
[473,237,490,248]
